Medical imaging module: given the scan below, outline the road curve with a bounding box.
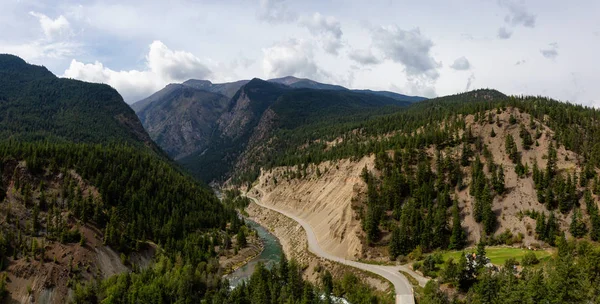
[246,190,423,304]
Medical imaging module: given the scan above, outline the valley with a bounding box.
[2,51,600,304]
[245,188,427,304]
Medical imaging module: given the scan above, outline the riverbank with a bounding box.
[246,200,395,298]
[219,227,264,275]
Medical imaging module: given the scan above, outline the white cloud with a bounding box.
[262,39,320,80]
[299,12,343,54]
[391,77,437,98]
[146,41,211,81]
[29,11,72,41]
[499,0,536,28]
[496,0,536,39]
[371,26,440,79]
[450,56,471,71]
[0,41,80,61]
[63,41,212,102]
[540,42,559,60]
[465,73,476,91]
[257,0,296,23]
[497,27,513,39]
[348,48,381,65]
[0,11,79,62]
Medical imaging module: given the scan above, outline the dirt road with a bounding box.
[246,190,428,304]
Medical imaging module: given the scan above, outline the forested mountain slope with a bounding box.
[0,54,154,148]
[244,88,600,301]
[179,78,413,182]
[132,76,422,181]
[0,55,242,303]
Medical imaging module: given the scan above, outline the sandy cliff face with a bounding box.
[255,156,375,259]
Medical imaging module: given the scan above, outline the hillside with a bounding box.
[0,55,242,303]
[234,89,600,301]
[134,84,230,159]
[268,76,348,91]
[178,79,412,182]
[0,54,154,148]
[239,88,600,256]
[132,76,422,180]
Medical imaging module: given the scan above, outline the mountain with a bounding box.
[133,83,230,159]
[230,87,600,300]
[173,78,412,182]
[0,54,154,148]
[351,89,426,103]
[131,79,247,113]
[132,75,421,175]
[268,76,348,91]
[0,55,237,303]
[182,79,250,98]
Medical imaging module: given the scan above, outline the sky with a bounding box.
[1,0,598,105]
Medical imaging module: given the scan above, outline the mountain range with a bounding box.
[132,76,425,181]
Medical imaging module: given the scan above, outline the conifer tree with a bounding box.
[569,209,587,238]
[449,201,466,250]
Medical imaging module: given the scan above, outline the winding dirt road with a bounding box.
[246,190,428,304]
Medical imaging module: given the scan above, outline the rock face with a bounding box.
[253,156,376,259]
[134,76,419,182]
[134,84,230,159]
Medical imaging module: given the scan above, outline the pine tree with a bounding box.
[32,203,40,235]
[237,228,247,248]
[461,143,471,167]
[389,226,402,259]
[482,190,497,235]
[520,124,533,150]
[505,134,519,164]
[545,212,560,245]
[475,240,489,272]
[449,201,466,250]
[569,209,587,238]
[547,142,557,179]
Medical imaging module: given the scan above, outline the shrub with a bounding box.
[521,252,539,266]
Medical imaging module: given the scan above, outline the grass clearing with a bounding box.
[440,246,553,267]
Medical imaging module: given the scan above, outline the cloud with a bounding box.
[0,11,80,61]
[257,0,296,23]
[63,41,212,102]
[348,48,381,65]
[465,73,476,91]
[499,0,536,28]
[391,77,437,98]
[450,56,471,70]
[262,38,320,79]
[299,12,343,55]
[0,41,80,61]
[497,27,513,39]
[540,42,559,59]
[29,11,72,41]
[371,25,440,79]
[146,40,211,81]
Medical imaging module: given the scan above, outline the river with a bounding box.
[224,216,283,287]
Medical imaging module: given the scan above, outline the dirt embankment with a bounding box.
[455,108,588,244]
[0,162,156,304]
[246,200,391,293]
[255,156,375,260]
[219,230,263,275]
[250,107,595,264]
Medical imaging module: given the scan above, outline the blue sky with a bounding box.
[1,0,598,104]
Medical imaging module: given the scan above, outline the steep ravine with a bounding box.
[253,156,375,259]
